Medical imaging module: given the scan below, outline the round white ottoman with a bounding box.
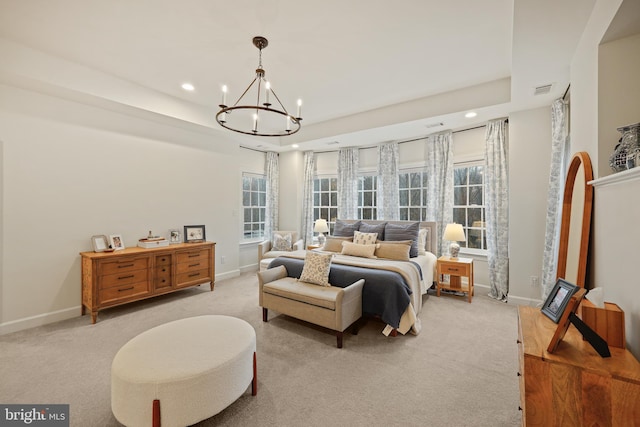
[111,315,257,427]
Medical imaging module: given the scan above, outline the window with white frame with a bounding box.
[398,170,428,221]
[453,163,487,252]
[242,173,266,240]
[358,175,378,220]
[313,177,338,234]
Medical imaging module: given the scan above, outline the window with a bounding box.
[313,177,338,234]
[242,173,266,240]
[398,170,428,221]
[358,175,378,220]
[453,164,486,252]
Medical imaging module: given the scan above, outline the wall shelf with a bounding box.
[589,167,640,188]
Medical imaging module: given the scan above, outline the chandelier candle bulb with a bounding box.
[286,116,291,131]
[265,82,271,105]
[221,85,227,107]
[297,99,302,118]
[253,113,258,132]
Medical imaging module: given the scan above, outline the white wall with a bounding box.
[508,107,553,304]
[0,84,244,333]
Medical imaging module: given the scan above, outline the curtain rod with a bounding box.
[562,84,571,101]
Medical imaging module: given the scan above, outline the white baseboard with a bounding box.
[239,264,259,274]
[0,306,80,336]
[215,270,241,281]
[468,282,542,307]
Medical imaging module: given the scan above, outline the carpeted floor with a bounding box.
[0,272,521,426]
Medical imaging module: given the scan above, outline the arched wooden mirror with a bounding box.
[556,152,594,287]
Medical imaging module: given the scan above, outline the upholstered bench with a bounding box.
[111,315,257,427]
[258,265,364,348]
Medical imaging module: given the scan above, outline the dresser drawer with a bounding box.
[440,263,469,275]
[176,257,210,274]
[176,249,210,264]
[155,254,172,266]
[99,281,150,305]
[176,269,210,286]
[154,265,172,290]
[101,269,149,289]
[99,257,148,276]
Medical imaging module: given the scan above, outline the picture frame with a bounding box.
[547,287,587,353]
[168,228,182,244]
[91,235,109,252]
[541,278,578,323]
[184,225,206,243]
[108,234,125,251]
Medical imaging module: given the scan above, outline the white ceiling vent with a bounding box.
[534,84,553,96]
[425,122,444,128]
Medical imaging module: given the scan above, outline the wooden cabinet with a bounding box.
[81,242,215,323]
[436,256,474,302]
[517,306,640,426]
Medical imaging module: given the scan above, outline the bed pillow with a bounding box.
[322,236,352,252]
[375,241,412,261]
[333,220,361,237]
[353,230,378,245]
[418,228,429,255]
[298,250,333,287]
[272,233,293,251]
[384,222,420,257]
[341,241,378,258]
[359,222,386,240]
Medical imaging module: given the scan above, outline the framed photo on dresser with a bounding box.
[184,225,205,243]
[541,278,578,323]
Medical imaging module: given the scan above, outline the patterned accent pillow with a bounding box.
[384,222,420,257]
[333,220,361,237]
[341,241,378,258]
[322,236,353,252]
[375,241,411,261]
[298,250,333,286]
[359,222,386,240]
[272,233,293,251]
[354,231,378,245]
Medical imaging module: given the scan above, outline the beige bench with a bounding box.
[257,265,364,348]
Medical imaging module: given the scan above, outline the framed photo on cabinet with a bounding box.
[109,234,125,251]
[184,225,205,243]
[169,228,182,244]
[91,235,109,252]
[541,279,578,323]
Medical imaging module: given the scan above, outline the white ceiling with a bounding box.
[0,0,598,151]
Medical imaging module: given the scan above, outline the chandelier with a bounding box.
[216,36,302,137]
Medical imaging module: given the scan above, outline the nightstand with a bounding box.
[436,256,474,303]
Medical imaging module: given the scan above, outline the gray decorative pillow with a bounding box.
[298,250,333,287]
[354,231,378,245]
[272,233,293,251]
[384,222,420,257]
[333,220,361,237]
[359,222,386,240]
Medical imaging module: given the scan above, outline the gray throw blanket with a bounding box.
[268,257,411,329]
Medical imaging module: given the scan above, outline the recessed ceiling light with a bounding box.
[465,112,477,118]
[292,144,299,148]
[181,83,195,91]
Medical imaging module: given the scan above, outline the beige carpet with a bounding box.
[0,272,521,426]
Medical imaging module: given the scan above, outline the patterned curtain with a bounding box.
[377,143,400,220]
[264,151,279,240]
[485,119,509,301]
[300,151,316,246]
[541,99,571,300]
[425,132,454,257]
[337,148,359,219]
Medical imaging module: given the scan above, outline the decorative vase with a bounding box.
[610,122,640,172]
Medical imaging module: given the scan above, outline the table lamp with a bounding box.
[443,223,466,259]
[314,219,330,246]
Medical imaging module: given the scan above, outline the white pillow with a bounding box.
[298,250,333,286]
[272,233,293,251]
[341,241,378,258]
[353,230,378,245]
[418,228,429,255]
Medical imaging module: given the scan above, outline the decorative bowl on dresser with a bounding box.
[80,241,215,323]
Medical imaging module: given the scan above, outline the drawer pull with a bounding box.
[449,268,459,272]
[162,268,166,272]
[189,263,200,268]
[161,258,166,262]
[188,254,200,258]
[161,279,166,283]
[118,275,134,280]
[118,287,134,292]
[189,273,200,278]
[118,264,135,269]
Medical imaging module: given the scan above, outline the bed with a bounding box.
[267,220,438,335]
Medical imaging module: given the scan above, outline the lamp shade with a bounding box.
[314,219,329,233]
[443,223,466,242]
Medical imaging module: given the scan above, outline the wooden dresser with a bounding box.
[517,306,640,426]
[80,242,215,323]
